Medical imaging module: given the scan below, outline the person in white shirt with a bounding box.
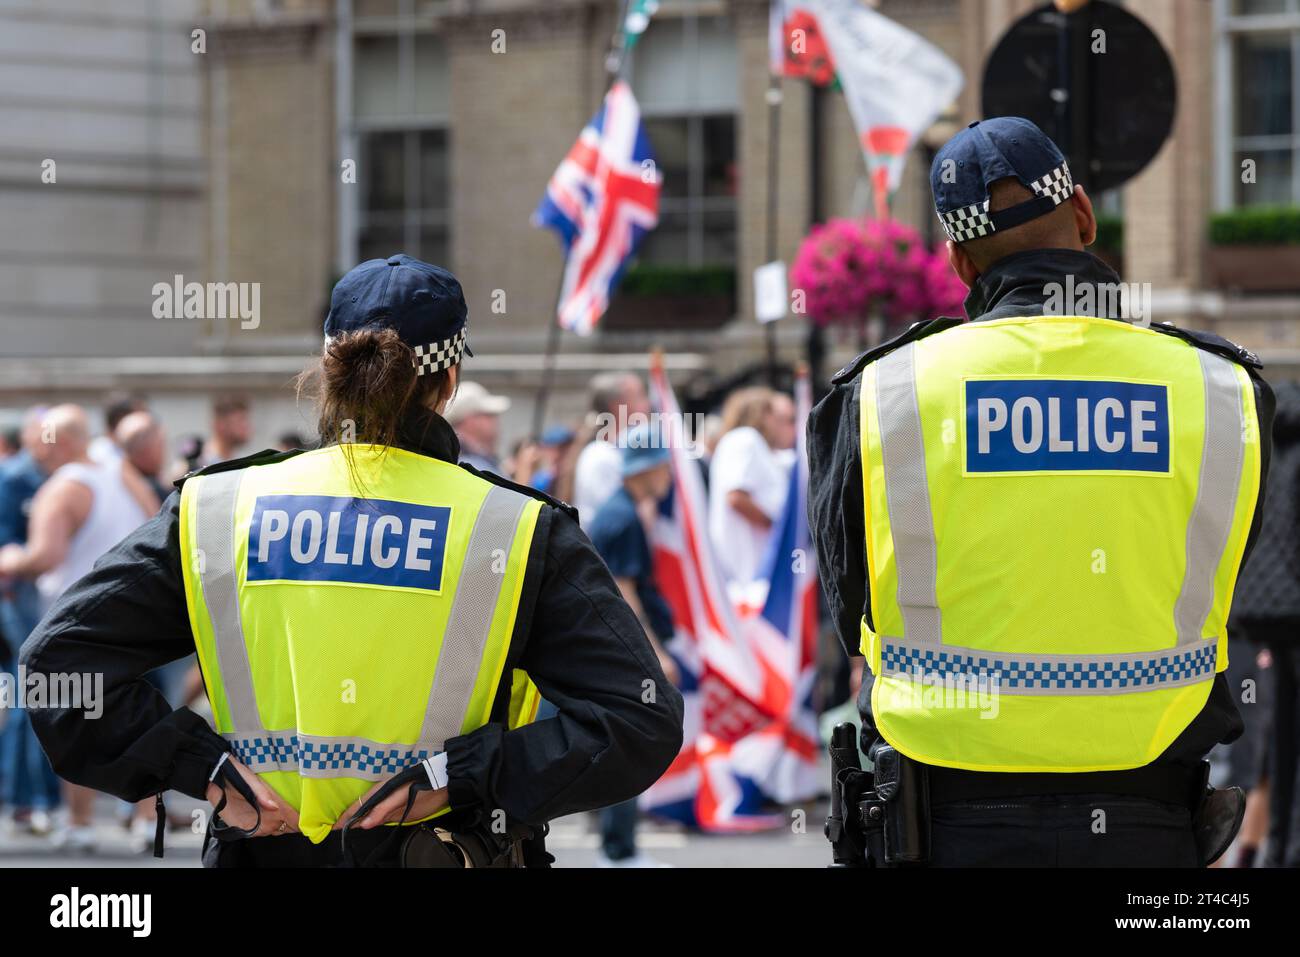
[573,371,650,523]
[0,404,157,851]
[707,387,797,588]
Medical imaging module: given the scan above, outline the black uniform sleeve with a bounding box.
[18,491,230,802]
[443,508,685,826]
[807,376,869,657]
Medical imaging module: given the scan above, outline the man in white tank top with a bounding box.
[0,404,158,851]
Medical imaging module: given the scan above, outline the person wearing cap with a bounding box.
[444,381,511,472]
[808,118,1272,867]
[20,253,684,867]
[585,426,679,866]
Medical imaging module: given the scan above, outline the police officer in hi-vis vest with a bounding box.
[810,118,1273,867]
[21,254,684,867]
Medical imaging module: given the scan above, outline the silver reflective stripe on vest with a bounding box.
[877,634,1217,696]
[194,469,263,733]
[1172,350,1247,648]
[418,485,530,744]
[874,342,943,645]
[871,340,1247,692]
[195,474,529,778]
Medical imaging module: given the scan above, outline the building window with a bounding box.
[640,114,738,266]
[630,14,739,267]
[1221,0,1300,206]
[357,128,450,266]
[346,16,451,267]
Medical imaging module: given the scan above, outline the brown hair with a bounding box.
[720,386,775,435]
[298,327,454,452]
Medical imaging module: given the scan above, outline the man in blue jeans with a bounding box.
[0,410,62,836]
[586,427,678,867]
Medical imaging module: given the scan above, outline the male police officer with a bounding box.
[809,118,1272,867]
[21,255,683,867]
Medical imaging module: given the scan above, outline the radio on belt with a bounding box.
[964,378,1171,475]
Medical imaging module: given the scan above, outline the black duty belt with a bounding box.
[927,762,1208,811]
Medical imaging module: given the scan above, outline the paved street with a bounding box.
[0,797,829,869]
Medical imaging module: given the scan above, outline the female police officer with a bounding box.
[18,254,684,866]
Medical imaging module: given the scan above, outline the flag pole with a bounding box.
[531,1,636,437]
[763,72,782,388]
[531,273,567,438]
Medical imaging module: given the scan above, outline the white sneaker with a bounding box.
[52,825,97,854]
[129,816,154,854]
[26,809,54,837]
[596,851,671,868]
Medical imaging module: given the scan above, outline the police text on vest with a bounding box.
[247,494,452,591]
[965,379,1170,473]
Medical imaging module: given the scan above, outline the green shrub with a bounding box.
[618,264,737,297]
[1094,214,1124,252]
[1209,206,1300,246]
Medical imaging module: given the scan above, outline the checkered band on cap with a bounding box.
[939,161,1074,244]
[412,328,466,376]
[940,199,993,244]
[1029,161,1075,206]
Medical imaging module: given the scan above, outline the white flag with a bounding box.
[791,0,964,217]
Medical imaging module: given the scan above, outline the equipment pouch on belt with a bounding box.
[869,742,931,866]
[825,724,932,867]
[338,759,534,868]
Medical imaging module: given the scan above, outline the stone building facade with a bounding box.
[2,0,1298,448]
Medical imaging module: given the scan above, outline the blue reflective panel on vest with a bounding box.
[965,379,1170,474]
[246,495,451,591]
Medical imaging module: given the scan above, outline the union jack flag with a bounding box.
[638,357,820,831]
[533,81,661,335]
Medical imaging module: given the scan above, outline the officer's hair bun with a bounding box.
[299,327,451,455]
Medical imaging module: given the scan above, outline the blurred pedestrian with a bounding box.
[586,425,679,867]
[276,432,307,452]
[708,387,793,588]
[0,404,156,852]
[531,425,576,495]
[0,427,19,461]
[89,393,147,466]
[1230,379,1300,867]
[0,407,60,837]
[175,394,252,477]
[574,372,650,522]
[116,410,169,507]
[444,381,510,472]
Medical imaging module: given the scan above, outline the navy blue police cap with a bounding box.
[930,117,1075,246]
[324,253,473,376]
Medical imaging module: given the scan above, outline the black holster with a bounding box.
[825,723,931,867]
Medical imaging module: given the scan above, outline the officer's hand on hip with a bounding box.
[204,755,300,837]
[333,779,450,830]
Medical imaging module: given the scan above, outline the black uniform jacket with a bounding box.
[808,248,1274,773]
[19,411,684,828]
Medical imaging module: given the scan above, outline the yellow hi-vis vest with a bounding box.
[858,315,1261,773]
[178,444,543,842]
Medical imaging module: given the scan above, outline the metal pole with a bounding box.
[764,74,783,387]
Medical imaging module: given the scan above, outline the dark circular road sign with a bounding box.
[981,0,1176,195]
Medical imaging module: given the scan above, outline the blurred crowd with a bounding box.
[0,372,805,863]
[6,370,1297,868]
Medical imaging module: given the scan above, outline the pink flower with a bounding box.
[791,217,968,329]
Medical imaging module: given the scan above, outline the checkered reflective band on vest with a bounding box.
[179,445,542,842]
[858,316,1261,773]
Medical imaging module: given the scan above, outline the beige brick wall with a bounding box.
[204,10,335,347]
